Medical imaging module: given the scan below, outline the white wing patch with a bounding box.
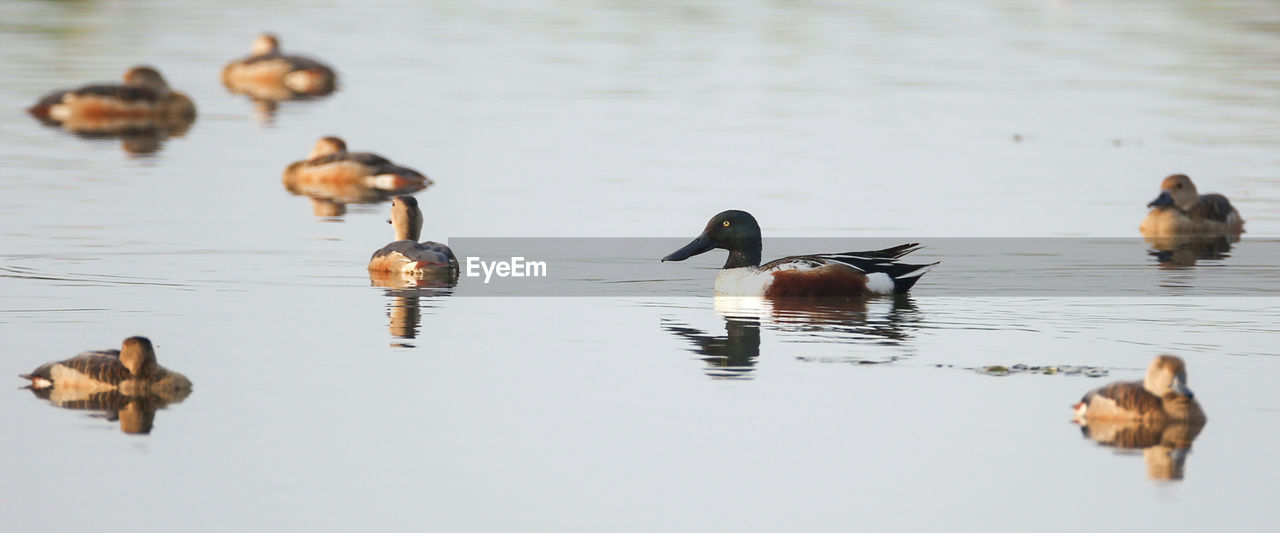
[364,174,401,190]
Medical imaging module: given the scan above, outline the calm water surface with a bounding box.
[1,1,1278,531]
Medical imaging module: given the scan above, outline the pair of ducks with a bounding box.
[655,173,1243,298]
[20,342,1202,427]
[280,136,457,278]
[661,174,1245,299]
[27,34,337,124]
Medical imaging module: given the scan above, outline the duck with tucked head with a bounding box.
[283,136,431,194]
[662,210,936,297]
[1140,174,1244,238]
[369,196,459,279]
[222,33,337,98]
[20,336,192,397]
[28,66,196,126]
[1073,355,1206,424]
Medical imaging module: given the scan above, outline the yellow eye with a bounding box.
[722,220,731,227]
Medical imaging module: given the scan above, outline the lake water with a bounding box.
[1,1,1277,531]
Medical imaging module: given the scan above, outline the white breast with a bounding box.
[714,262,814,296]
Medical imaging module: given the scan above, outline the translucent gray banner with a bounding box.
[412,237,1280,297]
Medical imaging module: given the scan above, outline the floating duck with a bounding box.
[222,33,337,98]
[283,136,431,196]
[29,66,195,125]
[1140,174,1244,238]
[20,336,192,397]
[662,210,936,297]
[1073,355,1206,423]
[368,196,459,278]
[27,66,196,153]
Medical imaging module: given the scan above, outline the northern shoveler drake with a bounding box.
[1140,174,1244,238]
[662,210,937,297]
[282,136,431,193]
[222,33,337,97]
[1073,355,1206,424]
[28,66,196,126]
[368,196,459,278]
[20,336,193,397]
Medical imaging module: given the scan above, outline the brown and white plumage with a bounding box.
[282,136,431,195]
[28,66,196,125]
[1140,174,1244,238]
[27,66,195,153]
[20,336,193,397]
[1073,355,1206,424]
[368,196,458,278]
[222,33,337,98]
[662,211,936,297]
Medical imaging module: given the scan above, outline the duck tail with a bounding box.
[843,243,923,260]
[888,261,939,294]
[19,373,52,389]
[28,91,66,121]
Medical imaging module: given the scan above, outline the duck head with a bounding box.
[252,33,281,56]
[663,210,762,269]
[308,136,347,159]
[123,66,170,93]
[1148,174,1200,212]
[1144,354,1194,399]
[120,336,159,377]
[389,196,423,241]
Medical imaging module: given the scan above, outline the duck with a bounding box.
[28,66,196,125]
[661,210,936,297]
[282,136,432,193]
[1073,355,1206,424]
[20,336,193,397]
[222,33,337,97]
[1140,174,1244,238]
[369,196,459,278]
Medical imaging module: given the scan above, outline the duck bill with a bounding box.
[662,233,716,262]
[1148,191,1174,208]
[1171,375,1194,399]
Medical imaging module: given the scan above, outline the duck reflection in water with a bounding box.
[25,388,188,435]
[664,296,921,380]
[664,315,761,380]
[19,336,192,435]
[1076,418,1205,481]
[282,137,431,219]
[1144,234,1235,267]
[1072,355,1207,481]
[371,271,456,348]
